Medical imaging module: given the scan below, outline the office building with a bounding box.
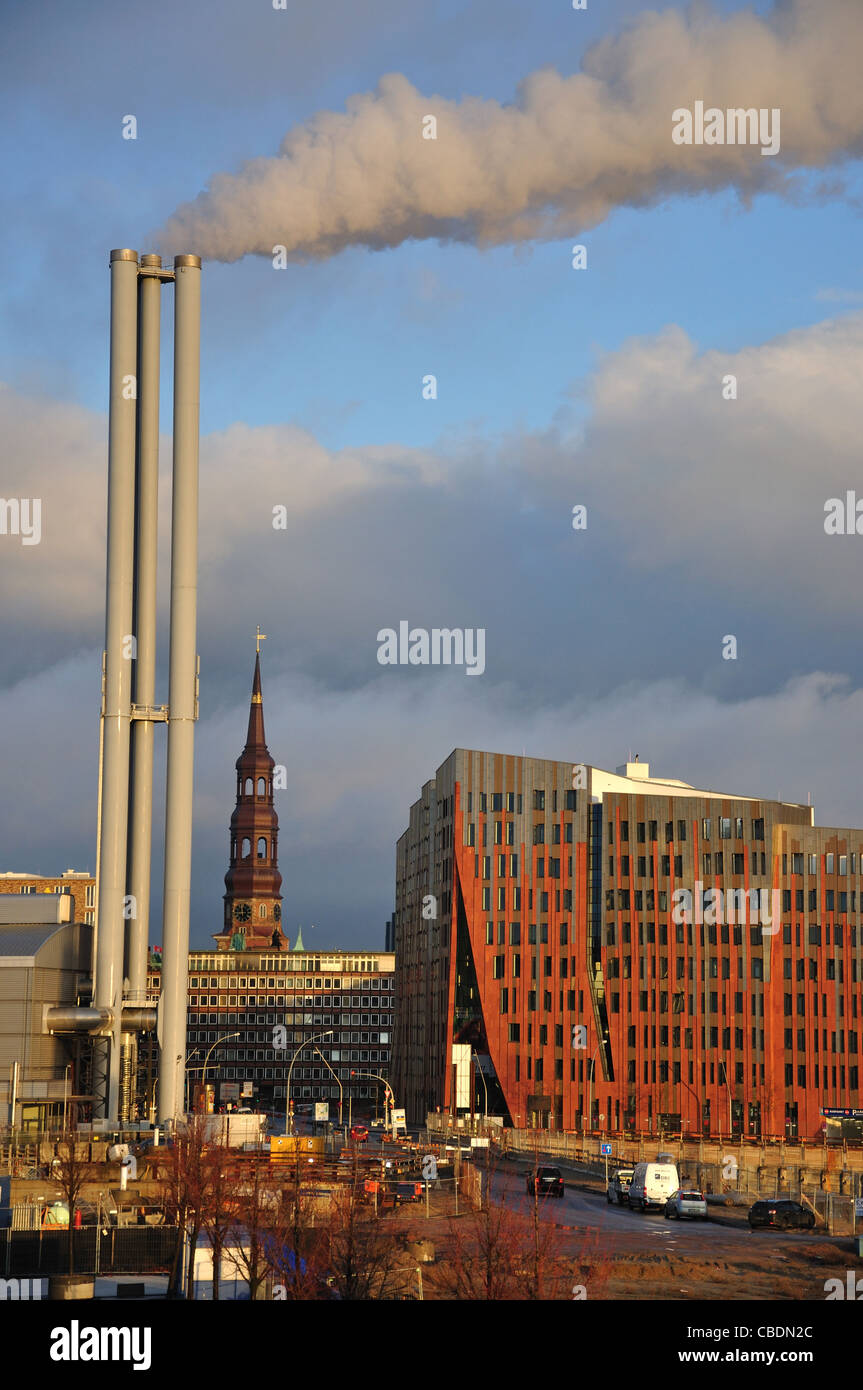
[393,750,863,1139]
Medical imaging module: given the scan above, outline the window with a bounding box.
[257,837,267,860]
[719,818,731,839]
[534,790,545,811]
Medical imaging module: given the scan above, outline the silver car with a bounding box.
[665,1189,708,1220]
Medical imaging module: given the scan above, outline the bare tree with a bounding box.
[160,1114,210,1299]
[49,1130,97,1275]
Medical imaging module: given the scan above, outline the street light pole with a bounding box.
[313,1044,343,1128]
[472,1052,488,1125]
[350,1070,395,1132]
[201,1033,240,1107]
[587,1042,602,1135]
[285,1030,333,1136]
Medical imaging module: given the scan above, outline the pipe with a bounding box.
[45,1007,112,1033]
[126,254,162,1004]
[45,1005,156,1034]
[158,253,201,1125]
[93,249,139,1119]
[121,1007,158,1032]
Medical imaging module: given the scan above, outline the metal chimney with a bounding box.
[157,253,201,1125]
[87,248,202,1126]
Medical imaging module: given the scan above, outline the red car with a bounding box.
[350,1124,369,1143]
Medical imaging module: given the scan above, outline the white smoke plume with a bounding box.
[156,0,863,263]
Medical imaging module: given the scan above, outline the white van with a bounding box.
[628,1159,679,1212]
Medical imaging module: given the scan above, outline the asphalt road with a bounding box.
[487,1164,835,1260]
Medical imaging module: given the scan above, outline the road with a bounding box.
[486,1163,835,1261]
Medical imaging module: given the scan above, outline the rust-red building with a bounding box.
[393,751,863,1140]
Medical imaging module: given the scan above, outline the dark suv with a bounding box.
[748,1199,815,1231]
[526,1165,564,1199]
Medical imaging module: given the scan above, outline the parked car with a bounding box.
[394,1180,423,1205]
[350,1124,369,1143]
[628,1160,680,1212]
[748,1199,815,1231]
[665,1189,708,1220]
[370,1117,385,1129]
[526,1165,565,1199]
[607,1168,634,1205]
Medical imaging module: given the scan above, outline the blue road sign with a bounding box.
[600,1142,612,1156]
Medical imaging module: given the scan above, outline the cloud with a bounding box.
[156,0,863,264]
[815,288,863,304]
[2,651,863,948]
[5,307,863,701]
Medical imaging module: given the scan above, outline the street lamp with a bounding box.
[350,1070,395,1133]
[586,1042,602,1135]
[313,1045,343,1127]
[285,1030,333,1136]
[201,1033,240,1109]
[472,1051,488,1123]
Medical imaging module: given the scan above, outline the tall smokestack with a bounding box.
[93,248,139,1120]
[158,253,201,1124]
[126,254,163,1005]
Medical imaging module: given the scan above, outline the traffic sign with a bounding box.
[600,1142,613,1156]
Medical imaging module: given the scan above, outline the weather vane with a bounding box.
[256,625,267,654]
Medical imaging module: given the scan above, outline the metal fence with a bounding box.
[0,1225,179,1279]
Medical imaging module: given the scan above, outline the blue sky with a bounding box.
[1,0,863,948]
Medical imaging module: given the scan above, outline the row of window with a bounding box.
[611,852,772,878]
[464,790,579,815]
[492,983,863,1020]
[188,976,393,990]
[610,817,766,844]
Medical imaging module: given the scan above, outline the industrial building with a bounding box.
[392,751,863,1140]
[0,894,92,1132]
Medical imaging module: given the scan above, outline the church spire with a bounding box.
[216,643,287,951]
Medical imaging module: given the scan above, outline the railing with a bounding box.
[0,1225,180,1279]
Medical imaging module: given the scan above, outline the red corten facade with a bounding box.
[393,751,863,1140]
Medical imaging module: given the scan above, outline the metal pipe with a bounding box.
[121,1006,158,1032]
[158,253,201,1125]
[94,249,139,1120]
[45,1007,113,1033]
[126,253,162,1004]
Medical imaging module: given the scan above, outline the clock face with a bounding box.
[273,904,281,921]
[233,902,251,923]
